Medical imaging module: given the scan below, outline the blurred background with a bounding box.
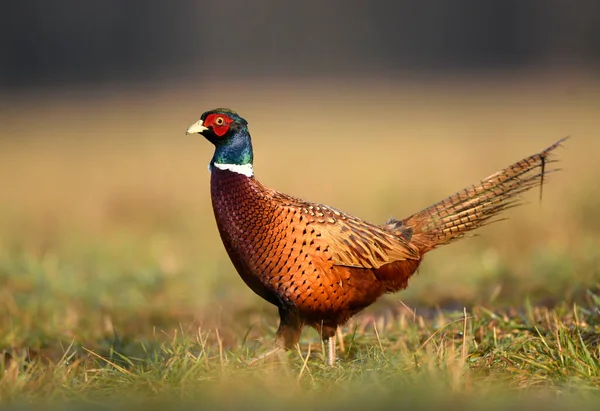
[2,0,600,88]
[1,1,599,345]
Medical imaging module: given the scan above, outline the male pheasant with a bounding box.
[186,108,565,366]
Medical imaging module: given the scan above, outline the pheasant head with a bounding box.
[186,108,254,177]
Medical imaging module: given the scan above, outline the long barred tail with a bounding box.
[402,137,568,253]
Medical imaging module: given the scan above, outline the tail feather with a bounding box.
[401,137,567,253]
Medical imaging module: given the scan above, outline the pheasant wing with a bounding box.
[313,212,420,269]
[276,197,420,269]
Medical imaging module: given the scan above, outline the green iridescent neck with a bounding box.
[211,126,254,166]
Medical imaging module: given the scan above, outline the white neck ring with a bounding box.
[212,162,254,177]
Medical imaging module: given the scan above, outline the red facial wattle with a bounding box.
[204,113,233,137]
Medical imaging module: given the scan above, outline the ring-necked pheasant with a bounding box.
[186,108,565,366]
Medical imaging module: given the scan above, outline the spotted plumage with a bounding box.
[186,108,566,366]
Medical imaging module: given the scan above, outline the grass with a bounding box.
[2,301,600,408]
[1,73,600,409]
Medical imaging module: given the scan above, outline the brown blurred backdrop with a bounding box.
[1,1,599,311]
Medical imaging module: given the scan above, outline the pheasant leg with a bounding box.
[326,335,336,366]
[249,307,302,365]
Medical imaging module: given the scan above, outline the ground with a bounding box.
[1,74,599,409]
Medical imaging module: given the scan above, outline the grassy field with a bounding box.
[1,74,600,409]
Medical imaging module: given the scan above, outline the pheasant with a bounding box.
[186,108,565,366]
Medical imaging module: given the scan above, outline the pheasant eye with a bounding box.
[215,117,225,126]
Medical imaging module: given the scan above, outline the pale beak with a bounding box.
[186,119,209,135]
